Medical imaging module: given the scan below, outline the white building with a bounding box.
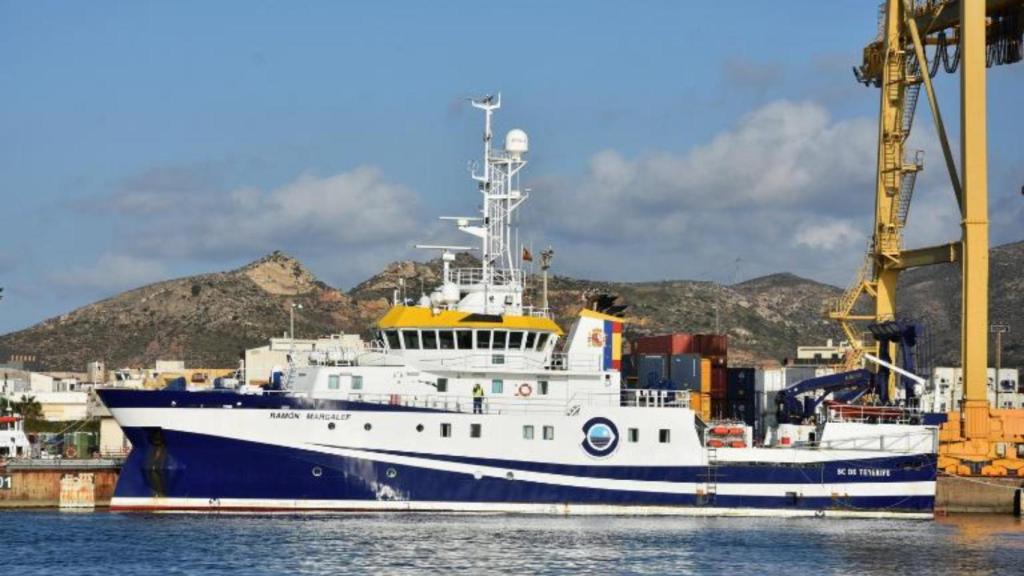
[795,339,851,365]
[920,366,1022,412]
[244,334,365,386]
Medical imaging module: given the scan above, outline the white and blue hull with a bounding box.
[99,390,937,518]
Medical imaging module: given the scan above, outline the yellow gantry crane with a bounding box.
[831,0,1024,475]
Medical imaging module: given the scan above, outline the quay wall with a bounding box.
[0,461,119,508]
[936,475,1024,515]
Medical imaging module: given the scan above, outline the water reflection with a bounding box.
[0,512,1021,575]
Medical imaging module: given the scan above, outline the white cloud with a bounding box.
[113,166,422,266]
[794,219,864,251]
[526,100,879,285]
[51,253,168,292]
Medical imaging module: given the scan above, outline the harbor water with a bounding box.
[1,512,1021,575]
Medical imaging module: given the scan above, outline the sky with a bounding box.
[1,1,1022,334]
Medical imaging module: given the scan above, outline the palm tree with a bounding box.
[12,395,43,422]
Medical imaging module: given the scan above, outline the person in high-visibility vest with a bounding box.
[472,383,484,414]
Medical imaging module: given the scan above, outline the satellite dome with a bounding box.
[505,129,528,156]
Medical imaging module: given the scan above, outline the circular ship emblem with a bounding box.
[581,417,619,457]
[588,328,606,348]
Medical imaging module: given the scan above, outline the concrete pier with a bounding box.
[936,474,1024,515]
[0,460,120,509]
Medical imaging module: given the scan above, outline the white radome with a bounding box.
[505,129,528,156]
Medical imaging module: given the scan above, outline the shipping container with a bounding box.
[633,334,697,356]
[669,354,702,391]
[695,334,728,358]
[711,366,727,396]
[727,367,756,401]
[700,358,712,394]
[620,353,637,388]
[723,398,756,426]
[637,354,667,388]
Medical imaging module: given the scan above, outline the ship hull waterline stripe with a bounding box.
[107,497,933,519]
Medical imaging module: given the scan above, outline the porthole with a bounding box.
[364,423,372,431]
[505,471,514,480]
[386,467,398,479]
[312,466,323,478]
[328,422,336,430]
[416,424,424,432]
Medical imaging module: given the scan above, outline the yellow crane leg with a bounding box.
[959,0,990,443]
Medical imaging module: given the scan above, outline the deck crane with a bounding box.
[831,0,1024,476]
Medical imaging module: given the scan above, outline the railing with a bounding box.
[448,267,523,287]
[415,352,550,371]
[344,388,690,416]
[816,429,938,454]
[825,403,923,425]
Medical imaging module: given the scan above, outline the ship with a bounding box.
[97,96,939,517]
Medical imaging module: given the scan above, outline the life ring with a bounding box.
[517,383,533,397]
[65,445,78,458]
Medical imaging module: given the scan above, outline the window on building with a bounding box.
[352,375,363,390]
[402,330,421,350]
[524,332,537,350]
[328,375,340,390]
[493,330,508,350]
[439,331,455,350]
[523,425,535,440]
[456,330,473,350]
[538,380,549,395]
[436,377,448,393]
[536,333,550,350]
[421,330,438,350]
[441,423,452,438]
[659,429,671,443]
[508,331,524,350]
[477,330,491,349]
[384,330,401,350]
[628,428,639,443]
[470,423,482,438]
[543,425,555,440]
[491,379,504,394]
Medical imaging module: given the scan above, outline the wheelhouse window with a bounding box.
[493,330,508,350]
[402,330,421,350]
[352,375,363,390]
[536,333,550,350]
[476,330,492,349]
[421,330,438,350]
[439,331,455,350]
[328,375,340,390]
[456,330,473,350]
[384,330,401,350]
[524,332,537,349]
[508,331,524,350]
[492,354,505,365]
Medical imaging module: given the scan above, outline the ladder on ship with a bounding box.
[701,446,719,505]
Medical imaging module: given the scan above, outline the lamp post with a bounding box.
[290,303,303,340]
[991,324,1009,408]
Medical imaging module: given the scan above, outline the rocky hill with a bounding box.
[0,242,1021,371]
